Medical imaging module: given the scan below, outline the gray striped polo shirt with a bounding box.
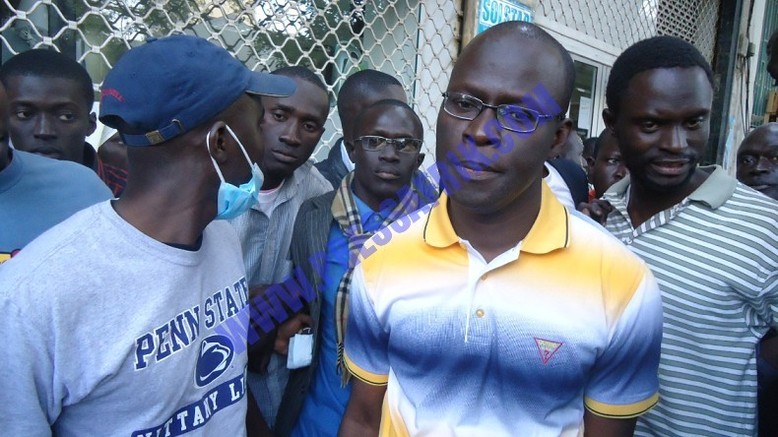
[602,166,778,437]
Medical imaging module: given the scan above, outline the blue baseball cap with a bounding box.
[99,35,295,146]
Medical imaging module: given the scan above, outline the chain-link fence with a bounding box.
[537,0,720,62]
[0,0,723,158]
[0,0,460,158]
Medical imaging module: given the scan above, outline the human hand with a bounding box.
[274,313,313,355]
[577,199,614,226]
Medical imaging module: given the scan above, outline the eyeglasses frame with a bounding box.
[353,135,423,154]
[441,92,566,133]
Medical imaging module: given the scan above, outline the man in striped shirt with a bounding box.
[600,36,778,436]
[229,66,333,431]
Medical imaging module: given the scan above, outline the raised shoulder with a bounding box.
[20,150,113,199]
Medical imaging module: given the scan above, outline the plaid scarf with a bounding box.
[331,171,420,384]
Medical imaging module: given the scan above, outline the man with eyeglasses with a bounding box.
[271,99,435,437]
[340,22,662,436]
[437,92,588,209]
[315,69,437,203]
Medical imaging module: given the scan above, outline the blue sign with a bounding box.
[477,0,533,34]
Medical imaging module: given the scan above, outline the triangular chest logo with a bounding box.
[534,337,563,364]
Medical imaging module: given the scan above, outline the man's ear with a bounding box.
[549,118,573,159]
[602,108,617,137]
[416,152,425,169]
[87,112,97,136]
[206,121,229,164]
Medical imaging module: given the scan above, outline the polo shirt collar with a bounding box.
[423,194,458,247]
[424,182,570,254]
[605,175,630,197]
[687,165,736,209]
[605,165,735,210]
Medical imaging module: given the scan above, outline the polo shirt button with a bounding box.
[480,273,488,280]
[475,309,485,318]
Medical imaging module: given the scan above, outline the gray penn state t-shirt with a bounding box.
[0,201,251,436]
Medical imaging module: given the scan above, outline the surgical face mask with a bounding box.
[206,124,264,220]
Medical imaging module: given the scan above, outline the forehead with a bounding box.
[357,105,420,137]
[620,67,712,114]
[5,75,89,109]
[739,127,778,153]
[267,77,328,117]
[364,84,406,103]
[599,133,620,156]
[448,36,567,106]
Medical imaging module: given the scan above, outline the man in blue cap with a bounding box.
[0,35,294,436]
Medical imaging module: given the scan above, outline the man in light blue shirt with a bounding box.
[0,82,111,262]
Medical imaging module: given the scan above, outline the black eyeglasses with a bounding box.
[353,135,422,154]
[442,92,566,133]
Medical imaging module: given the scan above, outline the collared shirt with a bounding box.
[229,161,332,428]
[544,161,575,209]
[230,161,332,286]
[603,166,778,437]
[344,182,663,437]
[339,140,355,172]
[291,192,389,437]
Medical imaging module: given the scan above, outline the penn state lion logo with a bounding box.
[194,334,234,387]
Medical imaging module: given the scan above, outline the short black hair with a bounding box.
[272,65,327,93]
[583,136,598,158]
[0,49,94,109]
[593,128,610,159]
[337,69,403,115]
[355,99,422,137]
[606,36,713,114]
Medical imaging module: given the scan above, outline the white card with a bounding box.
[287,331,313,369]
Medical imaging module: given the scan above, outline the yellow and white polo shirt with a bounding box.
[344,182,663,436]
